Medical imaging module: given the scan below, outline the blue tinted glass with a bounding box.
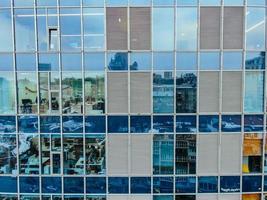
[199,115,219,132]
[129,0,151,5]
[153,52,174,70]
[177,0,197,5]
[84,53,105,71]
[131,177,151,193]
[85,116,106,133]
[247,0,265,5]
[244,115,264,132]
[176,115,197,133]
[153,0,175,5]
[16,54,36,71]
[242,176,262,192]
[0,116,16,133]
[64,177,84,193]
[108,177,129,194]
[130,116,151,133]
[130,52,151,70]
[221,115,241,132]
[14,0,34,6]
[40,116,60,133]
[62,116,83,133]
[107,53,128,71]
[224,0,243,5]
[245,52,265,69]
[0,177,17,193]
[176,53,197,70]
[86,177,106,194]
[198,176,218,193]
[153,116,174,133]
[153,196,173,200]
[244,71,264,113]
[220,176,240,193]
[175,177,196,193]
[0,0,11,7]
[83,0,104,6]
[38,54,59,71]
[153,177,174,193]
[200,52,220,70]
[62,53,82,71]
[42,177,62,193]
[0,9,13,52]
[223,52,242,70]
[106,0,128,6]
[108,116,128,133]
[37,0,57,6]
[0,54,13,71]
[59,0,81,6]
[20,177,39,193]
[200,0,220,5]
[60,9,81,35]
[18,116,38,133]
[264,176,267,191]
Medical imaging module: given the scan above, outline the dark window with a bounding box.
[198,176,218,193]
[64,177,84,194]
[176,115,196,133]
[130,116,151,133]
[40,116,61,133]
[221,115,241,132]
[108,116,128,133]
[131,177,151,193]
[108,177,129,194]
[220,176,240,193]
[199,115,219,132]
[175,177,196,193]
[86,177,106,194]
[42,177,62,193]
[85,116,106,133]
[62,116,83,133]
[242,176,262,192]
[153,115,174,133]
[153,177,174,193]
[20,177,40,193]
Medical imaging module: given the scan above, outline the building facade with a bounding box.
[0,0,266,199]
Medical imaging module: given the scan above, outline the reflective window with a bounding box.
[153,177,174,193]
[221,115,241,132]
[131,177,151,193]
[198,176,218,193]
[224,0,243,5]
[83,0,104,6]
[63,135,84,175]
[153,71,174,113]
[37,0,57,6]
[130,52,152,70]
[85,116,106,133]
[199,115,219,132]
[64,177,84,193]
[20,177,39,193]
[62,53,82,71]
[245,52,265,69]
[0,53,13,71]
[0,177,17,193]
[38,53,59,71]
[129,0,151,6]
[220,176,240,193]
[83,8,105,51]
[19,134,39,174]
[62,116,83,133]
[106,0,128,6]
[153,0,175,5]
[40,116,60,133]
[176,53,197,70]
[107,52,128,71]
[244,115,264,132]
[0,116,16,133]
[244,71,264,113]
[242,176,262,192]
[153,134,174,174]
[108,177,129,194]
[153,8,174,51]
[223,52,243,70]
[0,9,12,52]
[14,0,34,7]
[0,0,11,7]
[176,115,197,133]
[84,53,105,71]
[200,52,220,70]
[153,52,174,70]
[247,0,265,5]
[85,135,105,175]
[246,7,265,50]
[42,177,62,194]
[59,0,81,6]
[153,115,174,133]
[108,116,128,133]
[0,134,16,174]
[200,0,220,5]
[243,133,263,174]
[176,135,196,174]
[0,72,15,114]
[177,0,197,5]
[130,116,151,133]
[18,116,38,133]
[14,9,35,52]
[16,54,36,71]
[175,177,196,193]
[177,8,197,51]
[176,71,197,113]
[86,177,106,194]
[85,71,105,114]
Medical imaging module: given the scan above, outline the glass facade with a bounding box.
[0,0,266,200]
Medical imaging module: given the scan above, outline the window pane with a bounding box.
[130,116,151,133]
[220,176,240,193]
[14,0,34,7]
[62,116,83,133]
[86,177,106,193]
[131,177,151,193]
[0,177,17,193]
[108,116,128,133]
[153,177,174,193]
[153,116,174,133]
[0,9,13,52]
[38,53,59,71]
[177,8,197,51]
[42,177,62,193]
[247,0,265,5]
[108,177,129,194]
[224,0,243,5]
[0,134,16,174]
[153,52,174,70]
[0,116,16,133]
[59,0,81,6]
[200,0,220,5]
[84,53,105,71]
[244,115,264,132]
[177,0,197,5]
[0,54,13,71]
[40,116,60,133]
[176,115,196,133]
[16,54,36,71]
[175,177,196,193]
[130,52,151,70]
[199,115,219,132]
[130,0,151,6]
[64,177,84,193]
[176,53,197,70]
[223,52,242,70]
[106,0,128,6]
[18,116,38,133]
[20,177,39,193]
[153,0,175,5]
[245,52,265,70]
[153,8,174,51]
[85,116,106,133]
[198,176,218,193]
[221,115,241,132]
[37,0,57,6]
[62,53,82,71]
[242,176,262,192]
[200,52,220,70]
[107,52,128,71]
[0,72,15,114]
[83,0,104,6]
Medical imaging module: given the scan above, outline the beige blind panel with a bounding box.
[219,194,240,200]
[197,195,218,200]
[130,195,152,200]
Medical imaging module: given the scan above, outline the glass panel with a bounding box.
[242,176,262,192]
[0,134,16,174]
[244,71,264,113]
[63,135,84,175]
[199,115,219,132]
[177,8,197,51]
[40,116,60,133]
[221,115,241,132]
[247,0,265,5]
[16,54,36,71]
[223,52,243,70]
[19,134,39,174]
[200,52,220,70]
[14,9,35,51]
[130,116,151,133]
[0,116,16,133]
[85,72,105,114]
[37,0,57,6]
[153,116,174,133]
[62,53,82,71]
[38,53,59,71]
[176,115,197,133]
[246,8,265,50]
[20,177,39,193]
[153,0,175,5]
[176,71,197,113]
[0,72,15,114]
[83,0,104,6]
[107,52,128,71]
[177,0,197,5]
[153,71,174,113]
[106,0,128,6]
[176,53,197,70]
[130,0,151,6]
[0,177,17,193]
[130,52,152,70]
[64,177,84,193]
[131,177,151,193]
[62,72,83,114]
[62,116,83,133]
[85,116,106,133]
[176,135,196,174]
[0,0,11,7]
[17,72,38,114]
[84,53,105,71]
[153,8,174,51]
[198,176,218,193]
[18,116,38,133]
[85,135,106,175]
[220,176,240,193]
[224,0,243,5]
[42,177,62,193]
[86,196,107,200]
[108,116,128,133]
[86,177,106,193]
[0,53,13,71]
[0,9,12,52]
[14,0,34,6]
[200,0,220,5]
[244,115,264,132]
[153,134,174,174]
[245,52,265,70]
[243,133,263,174]
[108,177,129,194]
[153,177,174,193]
[153,52,174,70]
[175,177,196,193]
